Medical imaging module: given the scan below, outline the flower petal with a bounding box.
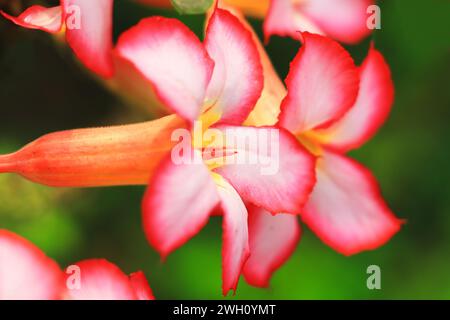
[65,259,138,300]
[142,151,220,258]
[204,8,263,124]
[302,151,402,256]
[1,5,62,33]
[116,17,214,123]
[263,0,323,42]
[129,271,155,300]
[213,125,316,214]
[63,0,114,77]
[243,206,300,287]
[109,50,181,116]
[217,178,249,296]
[278,33,359,134]
[0,230,64,300]
[316,47,394,152]
[300,0,373,44]
[209,3,286,127]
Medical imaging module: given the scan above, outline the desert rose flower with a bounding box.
[215,6,401,287]
[115,7,315,294]
[0,229,154,300]
[244,42,402,285]
[275,33,402,257]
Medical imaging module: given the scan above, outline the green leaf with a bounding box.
[170,0,213,15]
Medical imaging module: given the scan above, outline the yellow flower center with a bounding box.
[296,130,331,157]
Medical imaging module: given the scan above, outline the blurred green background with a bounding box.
[0,0,449,299]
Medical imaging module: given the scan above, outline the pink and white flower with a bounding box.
[242,32,402,287]
[115,7,315,294]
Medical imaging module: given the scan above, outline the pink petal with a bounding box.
[1,6,63,33]
[63,0,114,78]
[263,0,323,42]
[302,151,403,256]
[129,271,155,300]
[300,0,374,44]
[278,32,359,134]
[216,4,286,126]
[213,125,316,214]
[317,47,394,152]
[204,8,263,124]
[65,259,138,300]
[243,206,301,287]
[218,180,250,296]
[108,54,181,117]
[116,17,214,123]
[0,230,64,300]
[142,151,220,258]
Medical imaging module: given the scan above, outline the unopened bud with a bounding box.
[0,115,185,187]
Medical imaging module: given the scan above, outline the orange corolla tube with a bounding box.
[222,0,270,18]
[136,0,269,17]
[0,115,185,187]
